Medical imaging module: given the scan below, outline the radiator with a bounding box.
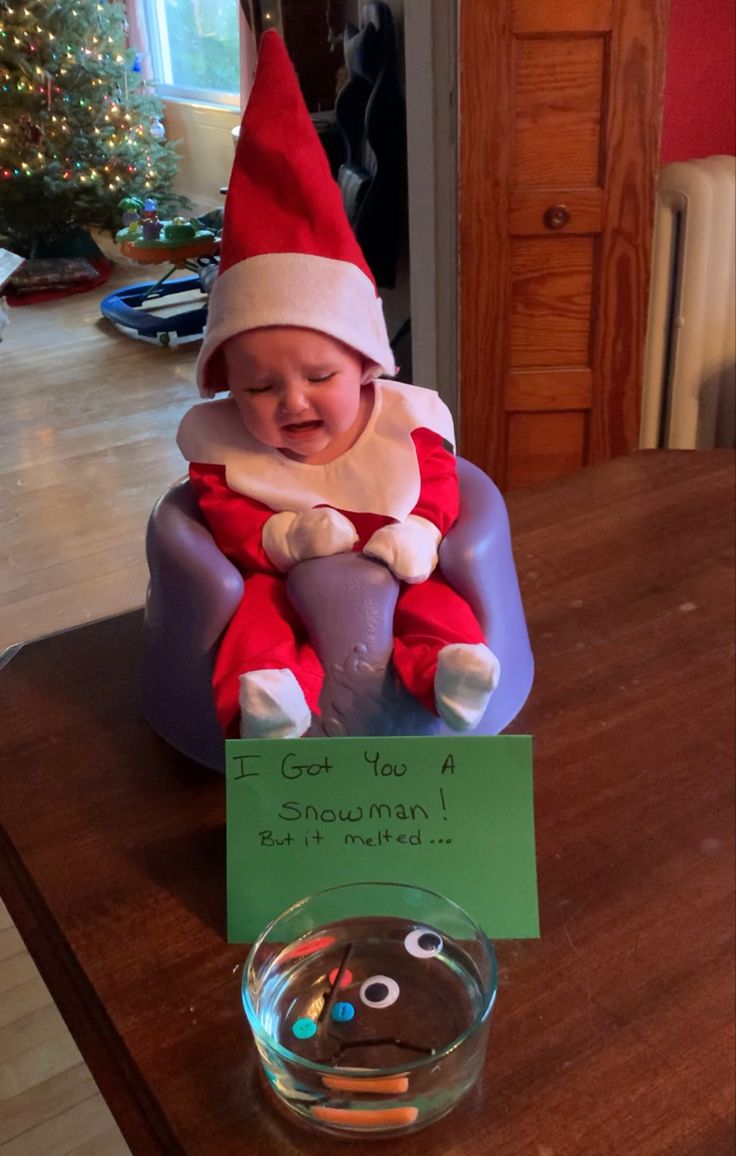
[640,155,736,449]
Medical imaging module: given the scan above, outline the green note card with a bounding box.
[226,735,538,943]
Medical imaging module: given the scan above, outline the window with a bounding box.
[142,0,240,107]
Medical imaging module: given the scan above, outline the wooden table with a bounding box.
[1,451,734,1155]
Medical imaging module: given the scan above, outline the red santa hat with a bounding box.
[196,30,396,398]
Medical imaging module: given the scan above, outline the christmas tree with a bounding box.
[0,0,186,252]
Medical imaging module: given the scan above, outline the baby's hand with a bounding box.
[363,516,442,584]
[263,508,358,571]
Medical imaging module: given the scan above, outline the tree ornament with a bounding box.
[149,115,166,141]
[18,114,43,145]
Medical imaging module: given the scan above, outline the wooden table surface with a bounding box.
[1,450,734,1156]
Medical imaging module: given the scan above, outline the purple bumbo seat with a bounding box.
[140,458,533,772]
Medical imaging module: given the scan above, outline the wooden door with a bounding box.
[458,0,669,488]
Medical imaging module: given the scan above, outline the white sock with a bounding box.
[238,669,312,739]
[434,643,501,732]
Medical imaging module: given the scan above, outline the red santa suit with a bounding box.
[177,380,486,736]
[182,32,499,738]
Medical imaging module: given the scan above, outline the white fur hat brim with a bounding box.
[196,252,397,397]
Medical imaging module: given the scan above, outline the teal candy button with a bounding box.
[292,1017,317,1040]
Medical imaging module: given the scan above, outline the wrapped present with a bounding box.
[7,256,100,294]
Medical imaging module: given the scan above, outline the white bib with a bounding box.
[177,380,455,521]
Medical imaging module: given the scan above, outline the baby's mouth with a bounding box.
[282,419,323,435]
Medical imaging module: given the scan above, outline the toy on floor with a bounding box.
[100,198,220,347]
[141,30,533,764]
[114,197,219,263]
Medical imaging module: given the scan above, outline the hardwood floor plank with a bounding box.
[0,1031,85,1101]
[1,1004,71,1065]
[0,234,198,654]
[0,232,193,1153]
[0,952,39,997]
[0,944,129,1154]
[0,1092,128,1155]
[0,979,52,1030]
[0,926,25,962]
[0,1064,97,1145]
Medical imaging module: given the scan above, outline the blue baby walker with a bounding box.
[100,201,220,347]
[99,262,216,347]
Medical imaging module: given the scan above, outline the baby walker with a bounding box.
[100,198,220,347]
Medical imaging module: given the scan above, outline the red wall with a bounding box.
[660,0,736,163]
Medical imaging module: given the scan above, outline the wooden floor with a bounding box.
[0,235,202,1153]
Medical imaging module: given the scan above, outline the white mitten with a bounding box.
[363,516,442,583]
[263,508,358,572]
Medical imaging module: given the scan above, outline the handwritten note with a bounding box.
[226,735,538,943]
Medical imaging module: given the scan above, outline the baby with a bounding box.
[176,30,500,740]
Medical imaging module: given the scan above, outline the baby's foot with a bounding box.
[239,669,311,739]
[434,643,501,732]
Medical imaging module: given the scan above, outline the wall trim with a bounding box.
[163,99,239,211]
[404,0,458,414]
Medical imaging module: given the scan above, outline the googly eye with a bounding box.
[359,975,400,1008]
[404,928,443,959]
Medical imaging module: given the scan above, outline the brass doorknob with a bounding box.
[544,204,571,230]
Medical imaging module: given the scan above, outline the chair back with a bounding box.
[335,2,407,288]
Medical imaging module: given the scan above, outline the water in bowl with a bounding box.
[246,915,494,1135]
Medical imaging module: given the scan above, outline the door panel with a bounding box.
[512,0,614,34]
[505,368,593,411]
[506,411,587,487]
[459,0,669,489]
[509,237,595,368]
[513,36,607,186]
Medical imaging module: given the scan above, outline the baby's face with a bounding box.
[223,327,367,463]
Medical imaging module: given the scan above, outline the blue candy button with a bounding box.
[332,1001,355,1023]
